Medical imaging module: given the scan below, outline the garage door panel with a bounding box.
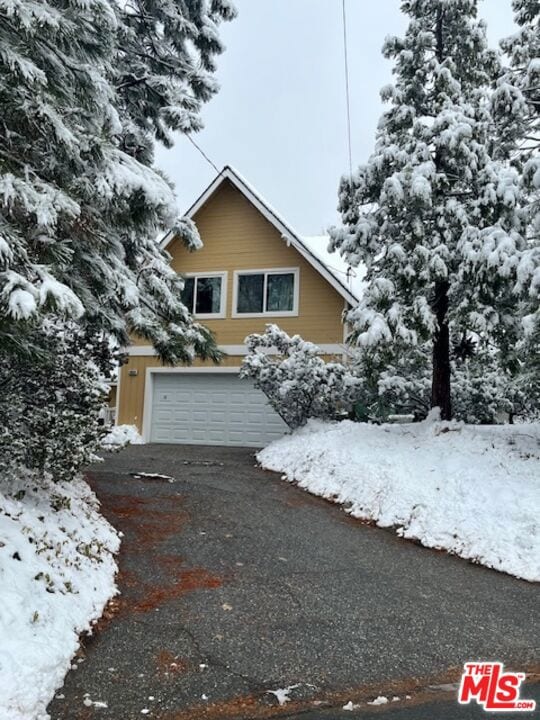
[209,411,226,423]
[175,391,193,403]
[211,391,228,403]
[150,373,287,447]
[172,411,190,423]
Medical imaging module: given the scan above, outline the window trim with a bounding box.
[182,271,228,319]
[232,268,300,318]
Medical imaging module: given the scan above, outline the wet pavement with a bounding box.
[47,444,539,720]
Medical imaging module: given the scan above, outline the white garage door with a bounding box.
[149,373,288,447]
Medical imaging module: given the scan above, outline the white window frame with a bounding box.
[182,271,227,319]
[232,268,300,318]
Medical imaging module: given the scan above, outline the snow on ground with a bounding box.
[258,415,540,582]
[0,472,120,720]
[101,423,143,449]
[266,684,301,705]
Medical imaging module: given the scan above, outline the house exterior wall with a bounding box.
[117,179,347,432]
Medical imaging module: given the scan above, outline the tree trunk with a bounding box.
[430,9,451,420]
[431,280,452,420]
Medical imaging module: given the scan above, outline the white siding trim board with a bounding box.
[128,343,350,357]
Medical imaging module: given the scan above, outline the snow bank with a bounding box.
[258,418,540,582]
[101,423,143,449]
[0,472,120,720]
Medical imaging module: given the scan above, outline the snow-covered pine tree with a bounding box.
[0,0,235,365]
[495,0,539,160]
[330,0,530,420]
[493,0,540,413]
[353,339,528,424]
[115,0,236,149]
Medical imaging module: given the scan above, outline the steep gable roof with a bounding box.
[161,166,358,306]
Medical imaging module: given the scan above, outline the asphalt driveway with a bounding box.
[48,444,539,720]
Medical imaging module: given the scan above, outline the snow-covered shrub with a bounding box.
[0,324,116,484]
[241,325,360,428]
[352,340,532,424]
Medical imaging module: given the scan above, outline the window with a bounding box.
[234,269,298,316]
[181,273,226,318]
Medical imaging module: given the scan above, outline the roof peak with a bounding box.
[161,166,359,305]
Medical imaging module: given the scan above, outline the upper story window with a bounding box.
[181,272,226,319]
[233,268,299,317]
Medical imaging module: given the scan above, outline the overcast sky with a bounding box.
[155,0,517,237]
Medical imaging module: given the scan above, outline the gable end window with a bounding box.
[234,269,299,317]
[181,273,226,318]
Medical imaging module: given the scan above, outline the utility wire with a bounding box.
[326,263,357,278]
[341,0,353,181]
[340,0,355,291]
[186,134,220,173]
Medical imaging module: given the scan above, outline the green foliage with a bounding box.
[351,340,534,424]
[0,323,116,482]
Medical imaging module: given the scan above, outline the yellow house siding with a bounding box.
[167,180,346,346]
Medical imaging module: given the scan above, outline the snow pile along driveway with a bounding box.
[101,423,143,449]
[258,417,540,582]
[0,473,119,720]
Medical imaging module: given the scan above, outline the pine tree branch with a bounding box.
[116,74,150,90]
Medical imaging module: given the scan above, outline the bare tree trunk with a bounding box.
[430,8,452,420]
[431,280,452,420]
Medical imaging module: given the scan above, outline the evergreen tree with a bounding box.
[330,0,531,419]
[495,0,539,160]
[493,0,540,413]
[0,0,235,364]
[352,340,529,424]
[0,322,117,482]
[116,0,236,148]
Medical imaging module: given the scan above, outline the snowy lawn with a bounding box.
[0,473,119,720]
[258,416,540,582]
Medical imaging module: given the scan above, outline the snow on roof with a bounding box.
[301,235,366,301]
[162,166,360,306]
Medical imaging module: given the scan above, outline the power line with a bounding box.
[341,0,353,181]
[186,134,220,173]
[326,263,357,278]
[340,0,356,290]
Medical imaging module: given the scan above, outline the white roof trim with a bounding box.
[160,166,358,305]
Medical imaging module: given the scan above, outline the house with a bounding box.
[115,166,358,447]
